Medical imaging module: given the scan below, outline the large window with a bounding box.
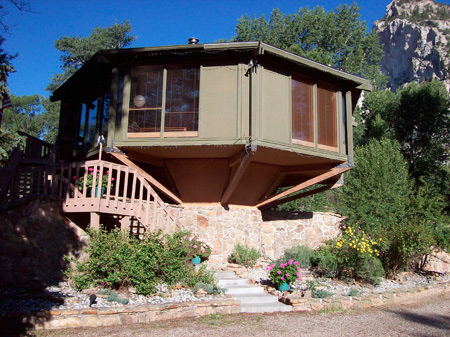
[128,65,199,137]
[317,81,337,151]
[76,92,110,154]
[291,76,338,152]
[292,74,314,146]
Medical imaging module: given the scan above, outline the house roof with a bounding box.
[51,41,372,101]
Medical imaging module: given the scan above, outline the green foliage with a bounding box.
[281,245,316,268]
[359,81,450,195]
[277,185,342,213]
[192,282,226,295]
[65,228,218,296]
[0,130,25,166]
[184,265,216,288]
[230,243,261,267]
[312,289,334,298]
[341,138,412,234]
[347,288,362,297]
[47,20,136,92]
[315,237,385,284]
[340,138,449,274]
[1,94,59,143]
[267,259,302,286]
[229,4,385,87]
[106,292,129,305]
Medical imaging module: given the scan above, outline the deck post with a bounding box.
[90,212,100,229]
[120,216,131,231]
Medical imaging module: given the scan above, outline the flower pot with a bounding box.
[95,186,106,197]
[278,282,290,291]
[191,256,201,264]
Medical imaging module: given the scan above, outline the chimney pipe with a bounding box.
[188,37,199,44]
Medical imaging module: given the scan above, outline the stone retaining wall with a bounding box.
[7,298,240,330]
[282,282,450,313]
[163,205,344,263]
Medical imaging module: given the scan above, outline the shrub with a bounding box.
[314,226,385,284]
[65,228,218,296]
[106,291,129,305]
[312,289,334,298]
[347,288,362,297]
[282,245,316,268]
[267,259,302,286]
[230,243,261,267]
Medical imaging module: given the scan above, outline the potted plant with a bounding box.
[188,235,212,264]
[74,168,114,196]
[267,259,302,291]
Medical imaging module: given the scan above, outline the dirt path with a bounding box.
[35,292,450,337]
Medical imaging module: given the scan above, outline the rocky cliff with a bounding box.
[374,0,450,90]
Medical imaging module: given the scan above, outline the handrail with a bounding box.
[17,131,53,160]
[4,159,179,232]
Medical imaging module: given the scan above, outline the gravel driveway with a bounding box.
[36,291,450,337]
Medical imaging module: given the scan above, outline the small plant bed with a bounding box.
[0,228,227,313]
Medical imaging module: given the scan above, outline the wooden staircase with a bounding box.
[0,134,179,232]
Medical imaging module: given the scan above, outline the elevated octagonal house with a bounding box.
[9,40,371,261]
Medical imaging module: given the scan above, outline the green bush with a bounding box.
[282,245,316,268]
[313,227,385,284]
[230,243,261,267]
[65,228,218,296]
[312,289,334,298]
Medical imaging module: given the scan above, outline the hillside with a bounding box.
[374,0,450,90]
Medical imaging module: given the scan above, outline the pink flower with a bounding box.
[73,176,77,180]
[111,178,115,181]
[297,277,301,281]
[277,271,282,275]
[89,168,94,172]
[280,259,283,262]
[288,259,293,264]
[296,272,300,276]
[297,267,301,270]
[294,261,299,266]
[266,267,269,271]
[193,245,197,249]
[271,264,275,268]
[285,273,289,277]
[280,276,284,280]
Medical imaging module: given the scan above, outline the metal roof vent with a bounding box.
[188,37,199,44]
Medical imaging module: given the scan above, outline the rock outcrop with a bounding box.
[374,0,450,90]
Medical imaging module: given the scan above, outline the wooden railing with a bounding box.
[6,160,178,232]
[18,131,53,161]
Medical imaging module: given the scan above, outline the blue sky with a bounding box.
[1,0,446,98]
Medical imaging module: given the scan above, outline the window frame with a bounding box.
[127,64,200,139]
[291,75,341,153]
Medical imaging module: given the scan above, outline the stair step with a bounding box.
[214,269,292,313]
[241,302,293,313]
[225,285,266,295]
[231,293,279,304]
[218,278,249,286]
[215,271,237,278]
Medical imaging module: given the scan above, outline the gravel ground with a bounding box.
[1,264,448,313]
[33,291,450,337]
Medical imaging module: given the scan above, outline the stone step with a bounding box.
[225,285,266,295]
[241,302,293,313]
[215,271,237,278]
[218,278,250,286]
[214,269,292,313]
[231,293,279,304]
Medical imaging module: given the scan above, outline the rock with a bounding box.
[194,288,208,297]
[374,0,450,91]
